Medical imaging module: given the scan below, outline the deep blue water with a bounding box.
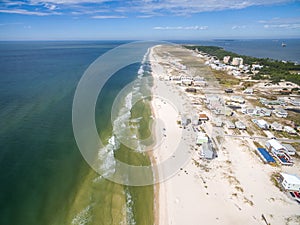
[179,39,300,63]
[0,41,130,225]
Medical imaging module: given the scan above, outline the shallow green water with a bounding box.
[0,41,154,225]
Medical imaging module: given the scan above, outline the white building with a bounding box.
[196,132,208,145]
[232,70,241,76]
[284,126,297,134]
[232,57,244,66]
[260,108,272,117]
[200,142,216,160]
[231,96,245,104]
[225,120,235,129]
[223,56,231,64]
[214,118,223,127]
[181,115,189,127]
[181,76,193,86]
[282,143,296,156]
[265,139,287,155]
[274,108,288,118]
[243,88,253,95]
[193,77,207,87]
[270,122,283,131]
[290,98,300,106]
[191,115,199,126]
[280,173,300,191]
[253,119,269,130]
[252,64,263,71]
[235,121,246,130]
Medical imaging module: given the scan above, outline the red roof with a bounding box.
[199,113,208,119]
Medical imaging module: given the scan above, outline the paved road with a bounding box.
[224,134,300,143]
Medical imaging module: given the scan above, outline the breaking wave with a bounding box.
[71,205,92,225]
[96,47,152,223]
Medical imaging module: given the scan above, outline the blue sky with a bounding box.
[0,0,300,40]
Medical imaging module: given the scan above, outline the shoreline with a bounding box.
[149,47,160,225]
[149,45,196,225]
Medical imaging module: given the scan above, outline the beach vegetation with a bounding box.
[235,186,244,193]
[184,45,300,85]
[243,197,254,206]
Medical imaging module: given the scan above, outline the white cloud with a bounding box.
[71,9,108,15]
[128,0,293,16]
[153,26,208,30]
[29,0,110,4]
[136,15,153,18]
[259,17,300,24]
[1,1,26,6]
[0,9,61,16]
[260,17,300,29]
[0,0,295,17]
[264,24,300,29]
[232,25,246,29]
[44,3,57,10]
[92,15,127,19]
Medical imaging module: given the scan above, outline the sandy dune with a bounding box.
[149,45,300,225]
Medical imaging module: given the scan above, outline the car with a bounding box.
[296,200,300,205]
[290,192,295,198]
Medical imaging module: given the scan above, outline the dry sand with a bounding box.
[149,45,300,225]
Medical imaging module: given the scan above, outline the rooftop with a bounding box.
[266,139,285,151]
[280,173,300,185]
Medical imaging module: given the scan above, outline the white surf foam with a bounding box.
[71,205,92,225]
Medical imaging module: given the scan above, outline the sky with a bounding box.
[0,0,300,40]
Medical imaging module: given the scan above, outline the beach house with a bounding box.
[181,76,193,86]
[284,126,297,134]
[235,121,246,130]
[193,76,207,87]
[241,107,260,116]
[265,139,287,155]
[196,132,208,145]
[280,173,300,191]
[200,142,216,160]
[252,119,269,130]
[199,113,209,121]
[191,115,199,125]
[214,118,223,127]
[181,115,189,127]
[231,96,245,104]
[274,108,288,118]
[290,98,300,106]
[225,120,235,129]
[265,139,293,166]
[223,56,230,64]
[260,108,272,117]
[243,88,253,95]
[282,143,296,156]
[231,57,244,66]
[270,122,283,131]
[260,98,281,107]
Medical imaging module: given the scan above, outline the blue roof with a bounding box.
[257,148,276,163]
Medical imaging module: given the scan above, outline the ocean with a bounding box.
[182,38,300,63]
[0,41,154,225]
[0,39,299,225]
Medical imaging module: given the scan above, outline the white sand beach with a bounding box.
[149,45,300,225]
